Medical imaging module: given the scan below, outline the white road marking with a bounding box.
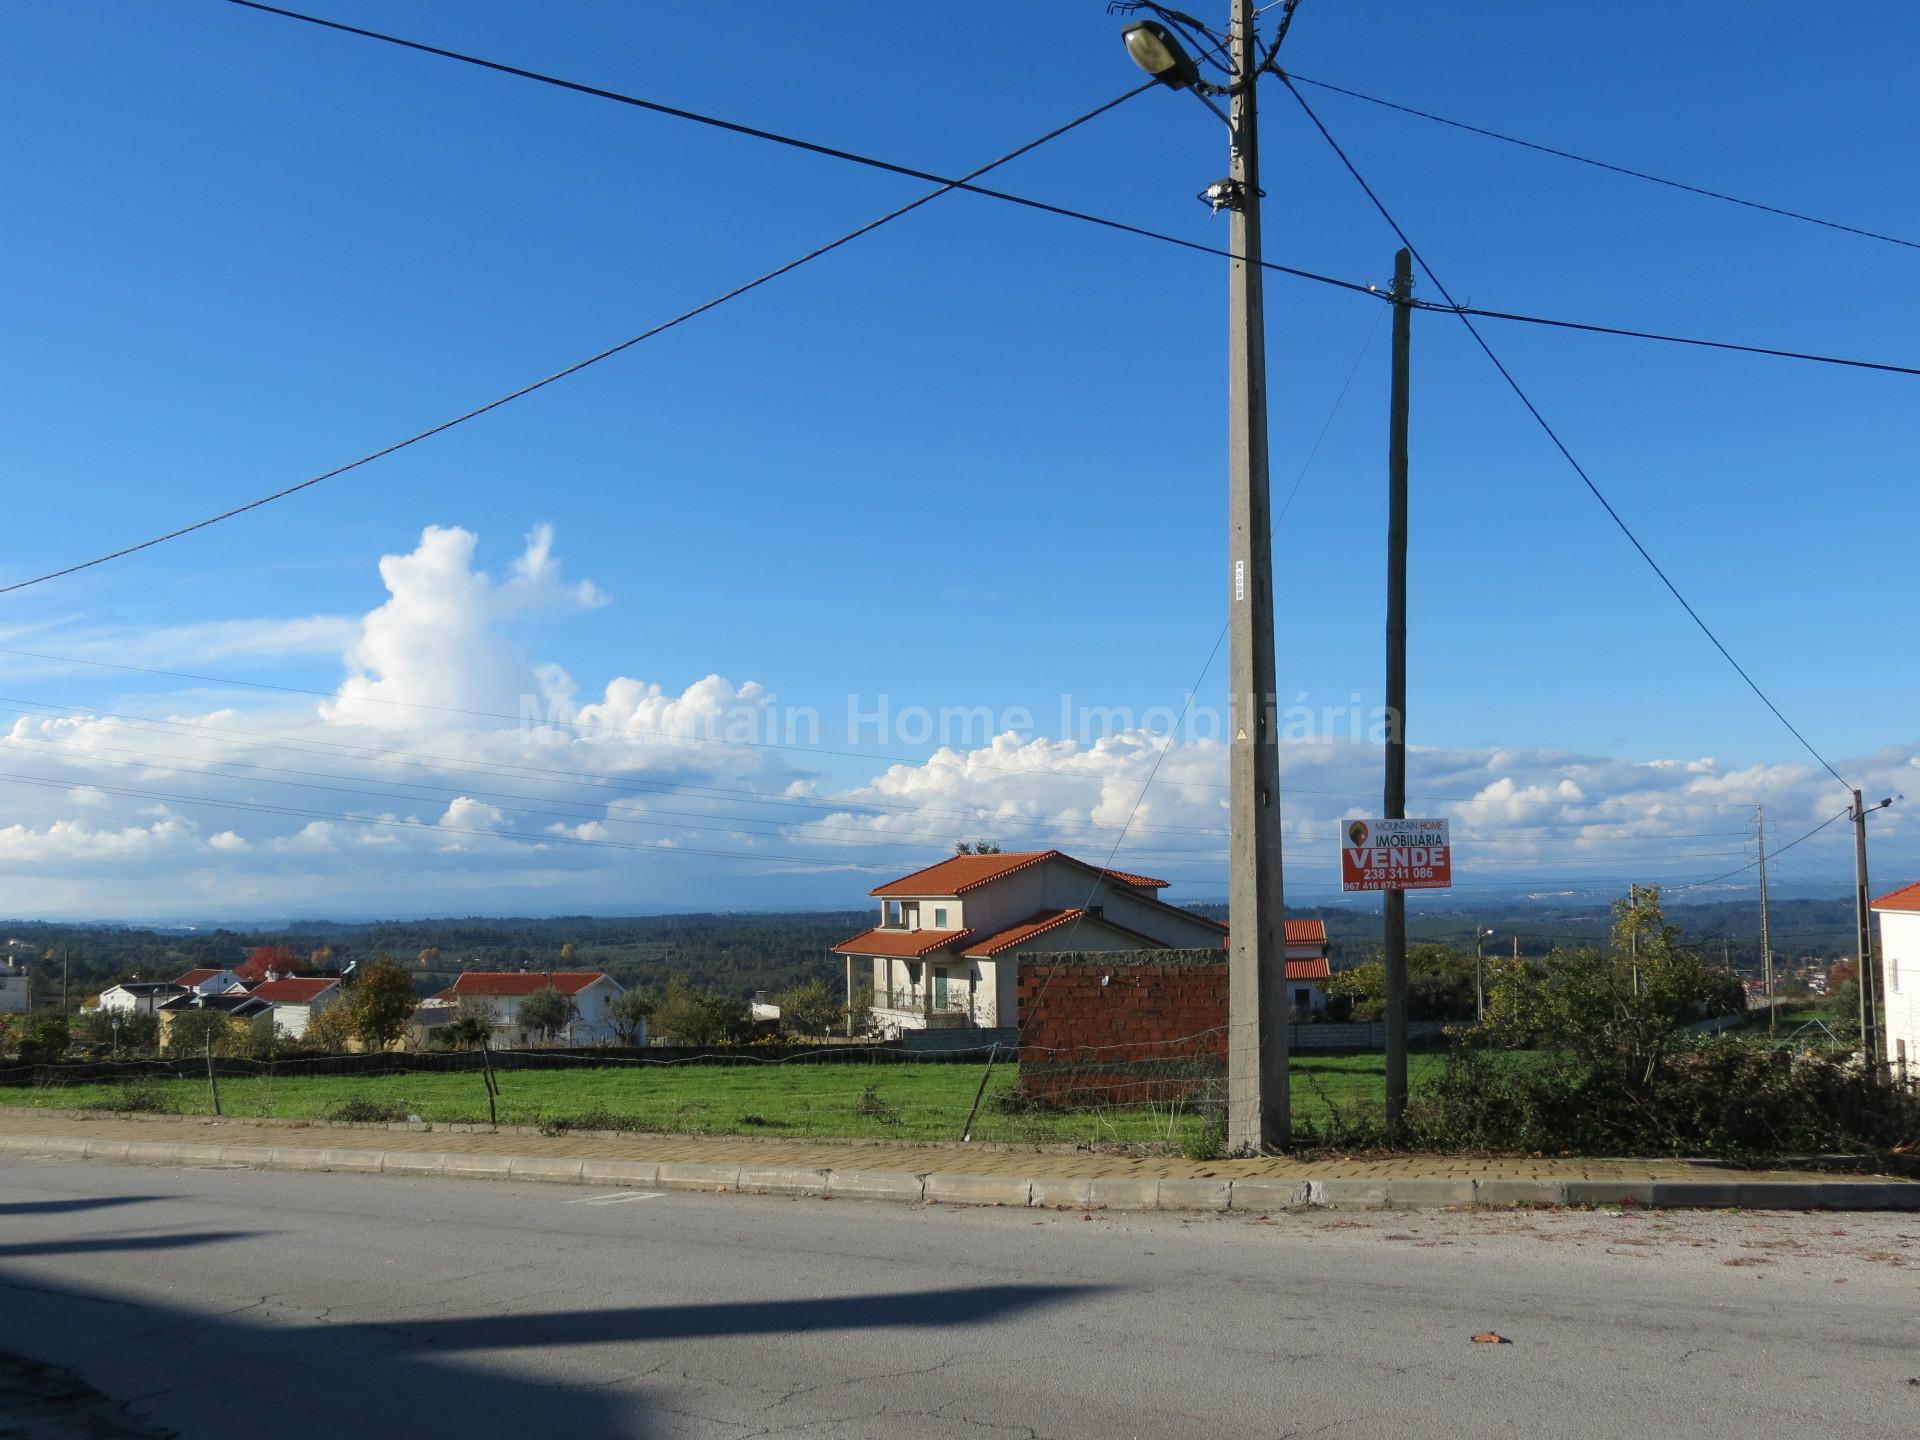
[565,1191,665,1205]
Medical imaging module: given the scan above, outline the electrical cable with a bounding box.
[1279,76,1854,794]
[1420,301,1920,380]
[1286,72,1920,254]
[0,74,1156,599]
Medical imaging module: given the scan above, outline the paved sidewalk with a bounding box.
[2,1108,1913,1211]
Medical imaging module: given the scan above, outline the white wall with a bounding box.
[1878,909,1920,1079]
[0,973,27,1015]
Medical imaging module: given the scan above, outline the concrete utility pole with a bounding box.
[1851,789,1880,1069]
[1221,0,1290,1153]
[1382,248,1413,1135]
[1474,927,1486,1021]
[1756,805,1775,1037]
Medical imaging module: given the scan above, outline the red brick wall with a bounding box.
[1017,954,1227,1103]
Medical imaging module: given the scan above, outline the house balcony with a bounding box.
[861,986,981,1032]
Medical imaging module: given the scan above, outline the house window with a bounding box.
[1293,987,1310,1007]
[933,907,949,928]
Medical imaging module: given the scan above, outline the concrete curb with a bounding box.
[4,1134,1915,1212]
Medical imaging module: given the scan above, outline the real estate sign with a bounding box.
[1340,818,1452,892]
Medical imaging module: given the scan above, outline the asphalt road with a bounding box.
[0,1157,1915,1439]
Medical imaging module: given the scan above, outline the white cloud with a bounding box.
[1,518,1911,919]
[326,524,604,731]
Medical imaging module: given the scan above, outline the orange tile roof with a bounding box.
[173,968,232,987]
[1872,879,1920,912]
[249,976,338,1003]
[870,850,1173,898]
[1284,957,1331,982]
[1284,919,1328,945]
[1102,868,1170,890]
[870,852,1055,897]
[831,927,971,959]
[436,971,613,999]
[961,908,1173,959]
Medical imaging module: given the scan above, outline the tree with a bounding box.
[348,955,417,1051]
[19,1014,70,1064]
[440,996,499,1051]
[651,981,747,1046]
[75,1008,157,1057]
[954,840,1002,855]
[416,946,440,971]
[164,1010,240,1059]
[236,945,297,984]
[607,987,654,1046]
[773,979,841,1036]
[517,985,576,1045]
[304,1001,357,1054]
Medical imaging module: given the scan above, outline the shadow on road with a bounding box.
[0,1231,256,1260]
[353,1283,1101,1352]
[0,1266,1103,1438]
[0,1196,171,1218]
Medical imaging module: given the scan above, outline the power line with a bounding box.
[1287,71,1920,254]
[1420,302,1920,380]
[0,77,1154,599]
[1668,805,1852,892]
[230,0,1920,380]
[6,19,1910,606]
[1279,76,1854,794]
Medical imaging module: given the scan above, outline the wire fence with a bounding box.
[0,1032,1335,1150]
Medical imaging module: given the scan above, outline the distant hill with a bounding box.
[2,893,1858,1004]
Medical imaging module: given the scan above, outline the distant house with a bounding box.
[98,982,188,1016]
[156,991,273,1046]
[174,968,251,997]
[1283,919,1332,1013]
[832,850,1225,1035]
[248,976,343,1040]
[430,971,627,1045]
[1873,879,1920,1080]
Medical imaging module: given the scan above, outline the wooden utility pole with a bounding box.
[1222,0,1290,1153]
[1382,248,1413,1136]
[1756,805,1775,1037]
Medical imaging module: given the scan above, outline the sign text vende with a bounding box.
[1340,817,1453,892]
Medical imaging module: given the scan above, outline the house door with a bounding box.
[933,968,949,1009]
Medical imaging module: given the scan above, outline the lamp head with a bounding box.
[1122,20,1201,90]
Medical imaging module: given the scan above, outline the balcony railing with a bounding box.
[857,986,978,1026]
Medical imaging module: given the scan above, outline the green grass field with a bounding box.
[0,1051,1450,1149]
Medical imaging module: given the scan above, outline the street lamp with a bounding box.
[1122,0,1289,1151]
[1121,21,1201,89]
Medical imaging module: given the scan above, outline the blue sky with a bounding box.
[0,1,1916,918]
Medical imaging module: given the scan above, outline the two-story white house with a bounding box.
[1872,879,1920,1081]
[833,850,1227,1035]
[247,976,343,1040]
[97,981,189,1016]
[430,971,627,1045]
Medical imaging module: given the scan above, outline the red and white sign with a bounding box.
[1340,818,1452,892]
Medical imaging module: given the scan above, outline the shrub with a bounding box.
[82,1080,175,1114]
[1405,1038,1920,1159]
[538,1103,645,1137]
[851,1085,899,1126]
[1178,1108,1229,1162]
[19,1015,71,1065]
[328,1097,413,1124]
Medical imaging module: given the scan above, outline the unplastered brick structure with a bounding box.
[1017,950,1228,1104]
